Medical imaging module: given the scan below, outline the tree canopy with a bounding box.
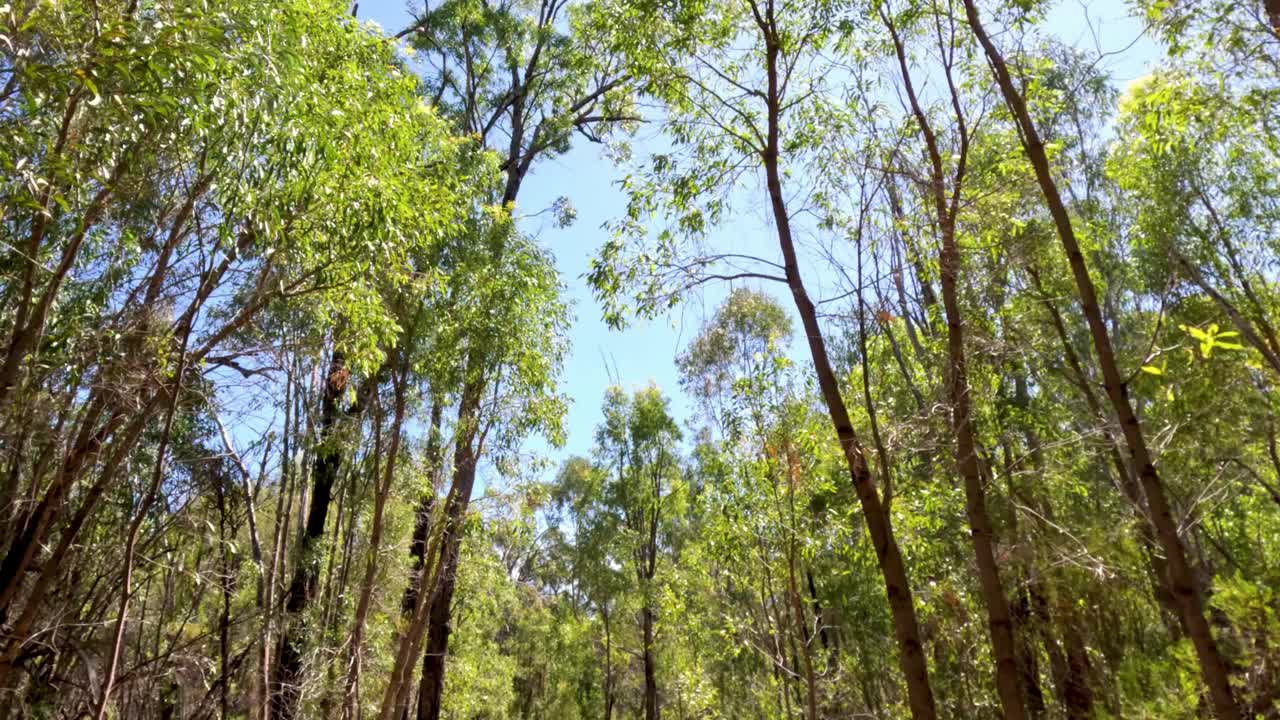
[1,0,1279,719]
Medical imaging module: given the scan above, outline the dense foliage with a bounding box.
[1,0,1278,718]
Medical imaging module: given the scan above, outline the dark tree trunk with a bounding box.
[962,4,1239,717]
[1010,589,1046,720]
[603,606,615,720]
[218,474,233,720]
[414,377,483,720]
[402,400,445,618]
[271,351,351,720]
[882,11,1028,716]
[642,605,659,720]
[932,103,1029,720]
[757,15,937,719]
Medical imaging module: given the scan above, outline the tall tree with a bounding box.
[960,1,1241,716]
[881,3,1027,716]
[589,0,940,714]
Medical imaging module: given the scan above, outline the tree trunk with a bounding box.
[937,230,1028,720]
[642,605,659,720]
[961,4,1239,717]
[402,400,445,618]
[345,356,409,720]
[882,11,1028,716]
[271,351,351,720]
[602,606,615,720]
[758,19,937,719]
[218,474,233,720]
[414,376,484,720]
[1010,589,1046,720]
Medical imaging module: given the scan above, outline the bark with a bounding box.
[938,218,1028,720]
[401,400,445,618]
[1028,582,1094,720]
[378,502,444,720]
[602,606,615,720]
[806,570,834,659]
[215,410,270,715]
[218,475,233,720]
[271,350,351,720]
[756,4,937,716]
[0,409,150,687]
[345,355,408,720]
[413,375,484,720]
[642,605,659,720]
[883,10,1027,717]
[785,537,818,720]
[962,3,1240,716]
[1010,591,1046,720]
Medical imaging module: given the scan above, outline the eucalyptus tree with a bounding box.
[961,1,1240,716]
[398,0,637,206]
[377,212,570,720]
[677,288,794,434]
[8,0,1280,717]
[550,455,631,720]
[546,388,685,720]
[587,0,941,714]
[676,289,829,718]
[877,2,1028,716]
[0,0,472,713]
[593,385,685,720]
[384,2,636,713]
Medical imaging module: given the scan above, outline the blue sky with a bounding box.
[358,0,1159,468]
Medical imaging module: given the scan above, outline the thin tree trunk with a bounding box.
[642,605,659,720]
[756,8,937,717]
[961,4,1240,716]
[402,399,445,618]
[218,472,233,720]
[345,353,409,720]
[882,11,1029,716]
[413,375,484,720]
[602,606,615,720]
[782,444,818,720]
[272,350,352,720]
[262,360,296,720]
[93,320,193,720]
[1013,415,1095,720]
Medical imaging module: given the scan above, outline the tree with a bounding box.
[588,0,941,714]
[961,1,1241,716]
